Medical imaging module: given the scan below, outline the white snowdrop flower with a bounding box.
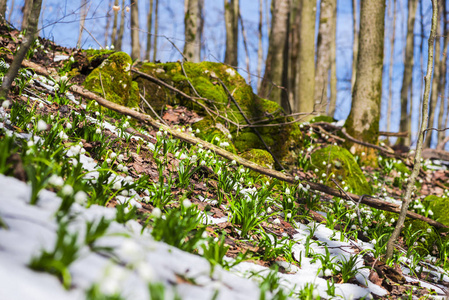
[179,153,187,160]
[377,183,381,187]
[300,124,304,128]
[225,68,236,76]
[231,160,236,165]
[331,174,335,178]
[227,134,232,139]
[1,100,10,108]
[363,231,367,235]
[122,166,128,173]
[312,290,319,298]
[27,140,34,147]
[60,75,68,82]
[324,269,332,277]
[286,213,292,219]
[112,181,121,190]
[117,164,123,171]
[361,152,366,156]
[18,34,23,39]
[215,137,220,142]
[196,128,200,134]
[351,225,357,230]
[152,207,162,218]
[341,181,346,185]
[37,119,47,131]
[96,128,101,134]
[74,191,88,205]
[420,237,426,243]
[71,158,78,166]
[371,239,377,245]
[379,214,385,220]
[273,218,281,225]
[183,199,192,208]
[70,56,75,62]
[322,173,326,177]
[121,190,128,196]
[156,131,162,137]
[200,160,206,166]
[136,262,154,281]
[219,141,230,147]
[413,242,418,246]
[163,130,167,135]
[118,154,124,162]
[110,152,117,159]
[319,180,323,184]
[285,187,290,195]
[125,176,133,183]
[344,186,349,191]
[217,169,222,175]
[426,228,432,233]
[295,175,299,180]
[428,210,434,216]
[322,161,326,165]
[106,158,111,164]
[306,184,310,190]
[58,131,68,140]
[390,218,395,223]
[61,184,74,196]
[49,175,64,187]
[267,207,272,214]
[120,239,142,261]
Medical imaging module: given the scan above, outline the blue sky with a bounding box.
[4,0,443,146]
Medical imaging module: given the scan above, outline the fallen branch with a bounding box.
[15,57,448,230]
[379,131,408,137]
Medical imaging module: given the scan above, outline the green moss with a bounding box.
[424,195,449,227]
[83,49,115,63]
[241,149,274,168]
[311,145,372,195]
[83,52,138,108]
[310,115,335,123]
[404,219,438,255]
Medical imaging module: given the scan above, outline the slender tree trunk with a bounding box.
[398,0,418,146]
[417,0,424,140]
[344,0,385,163]
[130,0,141,60]
[153,0,159,61]
[314,0,335,115]
[115,0,125,51]
[21,0,33,30]
[351,0,359,93]
[77,0,88,48]
[386,0,438,260]
[104,0,112,47]
[256,0,263,91]
[328,1,337,118]
[0,0,43,101]
[111,0,119,47]
[296,0,316,114]
[386,0,397,133]
[0,0,7,19]
[437,0,448,145]
[258,0,289,111]
[145,0,154,60]
[287,0,300,113]
[424,11,440,148]
[224,0,239,66]
[183,0,203,62]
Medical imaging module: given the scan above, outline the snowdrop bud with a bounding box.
[267,207,272,214]
[66,122,72,130]
[286,213,292,219]
[152,207,162,218]
[324,269,332,277]
[273,218,281,225]
[61,184,74,196]
[37,119,47,131]
[121,190,128,196]
[295,175,299,180]
[2,100,10,108]
[122,166,128,173]
[96,128,101,134]
[112,181,121,190]
[183,199,192,208]
[74,191,88,204]
[285,187,290,195]
[118,154,124,162]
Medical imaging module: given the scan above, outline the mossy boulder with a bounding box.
[83,52,139,108]
[241,149,275,169]
[311,145,371,195]
[424,195,449,227]
[133,61,302,167]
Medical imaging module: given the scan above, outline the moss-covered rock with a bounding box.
[241,149,275,169]
[424,195,449,227]
[310,115,335,123]
[311,145,372,195]
[133,61,302,167]
[403,219,438,255]
[83,52,139,108]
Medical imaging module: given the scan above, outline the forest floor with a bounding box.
[1,23,449,300]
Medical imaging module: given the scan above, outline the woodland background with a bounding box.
[0,0,447,148]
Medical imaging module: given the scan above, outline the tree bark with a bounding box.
[386,0,396,134]
[0,0,43,101]
[224,0,239,67]
[77,0,88,48]
[153,0,158,62]
[386,0,438,260]
[258,0,289,111]
[115,0,125,51]
[130,0,141,60]
[111,0,119,47]
[104,0,112,47]
[344,0,385,163]
[314,0,335,115]
[145,0,154,61]
[437,0,448,145]
[424,10,440,148]
[350,0,358,94]
[398,0,418,146]
[21,0,33,30]
[183,0,203,62]
[328,2,337,118]
[296,0,316,114]
[0,0,6,18]
[256,0,263,91]
[287,0,300,114]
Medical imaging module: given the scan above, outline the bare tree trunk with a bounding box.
[145,0,154,60]
[21,0,33,30]
[183,0,203,62]
[386,0,438,260]
[115,0,126,51]
[258,0,289,111]
[328,1,337,118]
[398,0,418,146]
[287,0,300,113]
[130,0,141,60]
[351,0,359,93]
[224,0,239,66]
[111,0,119,47]
[153,0,159,61]
[424,10,440,148]
[314,0,335,115]
[0,0,43,101]
[344,0,385,163]
[437,0,448,145]
[238,12,251,83]
[296,0,316,114]
[256,0,263,91]
[104,0,112,47]
[77,0,88,48]
[386,0,397,133]
[0,0,7,19]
